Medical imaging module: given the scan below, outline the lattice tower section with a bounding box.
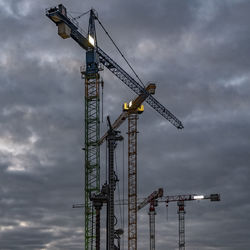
[128,113,138,250]
[149,210,156,250]
[84,73,100,250]
[178,201,185,250]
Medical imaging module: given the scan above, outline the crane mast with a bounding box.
[148,201,157,250]
[90,184,108,250]
[178,201,185,250]
[137,188,163,250]
[127,111,139,250]
[83,9,102,250]
[106,116,123,250]
[127,83,155,250]
[46,5,101,249]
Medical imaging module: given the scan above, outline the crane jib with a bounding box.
[96,47,184,129]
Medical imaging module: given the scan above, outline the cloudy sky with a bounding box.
[0,0,250,249]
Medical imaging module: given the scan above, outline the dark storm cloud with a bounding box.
[0,0,249,249]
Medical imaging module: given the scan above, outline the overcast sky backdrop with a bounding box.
[0,0,250,249]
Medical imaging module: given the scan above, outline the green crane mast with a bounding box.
[46,5,101,249]
[81,9,101,249]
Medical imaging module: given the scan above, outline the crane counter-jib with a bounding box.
[46,5,91,50]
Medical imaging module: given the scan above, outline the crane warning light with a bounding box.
[88,35,95,46]
[194,195,204,200]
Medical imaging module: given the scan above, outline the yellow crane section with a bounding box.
[99,83,156,145]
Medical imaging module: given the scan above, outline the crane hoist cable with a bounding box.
[122,139,125,250]
[95,16,146,88]
[72,10,90,20]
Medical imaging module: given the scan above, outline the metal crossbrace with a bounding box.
[85,76,100,250]
[128,114,138,250]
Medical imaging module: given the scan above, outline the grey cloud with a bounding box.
[0,0,249,249]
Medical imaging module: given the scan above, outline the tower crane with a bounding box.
[46,4,183,250]
[164,193,221,250]
[137,192,220,250]
[100,83,156,250]
[137,188,163,250]
[47,5,102,249]
[75,84,155,249]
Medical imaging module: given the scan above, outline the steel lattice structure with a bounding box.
[178,201,185,250]
[106,118,123,250]
[149,209,156,250]
[46,5,184,129]
[83,73,101,249]
[46,5,184,250]
[97,47,183,129]
[137,188,163,250]
[128,114,138,250]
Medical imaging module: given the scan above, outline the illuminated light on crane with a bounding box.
[88,34,95,46]
[193,195,204,200]
[124,102,144,114]
[138,192,220,250]
[164,193,220,250]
